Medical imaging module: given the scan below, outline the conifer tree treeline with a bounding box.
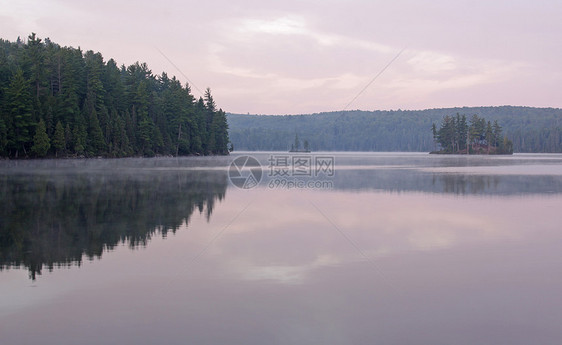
[0,34,230,158]
[432,113,513,154]
[229,107,562,153]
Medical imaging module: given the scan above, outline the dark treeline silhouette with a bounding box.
[0,33,229,158]
[0,163,228,279]
[432,113,513,154]
[228,106,562,152]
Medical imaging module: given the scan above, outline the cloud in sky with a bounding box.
[1,0,561,114]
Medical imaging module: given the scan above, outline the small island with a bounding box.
[431,114,513,155]
[289,133,311,153]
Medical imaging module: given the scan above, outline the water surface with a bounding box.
[1,153,562,344]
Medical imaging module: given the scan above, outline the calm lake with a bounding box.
[1,152,562,345]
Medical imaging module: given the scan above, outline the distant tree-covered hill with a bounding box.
[0,33,229,158]
[228,106,562,152]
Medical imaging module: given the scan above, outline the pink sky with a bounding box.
[1,0,561,114]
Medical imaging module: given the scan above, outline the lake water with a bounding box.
[1,152,562,345]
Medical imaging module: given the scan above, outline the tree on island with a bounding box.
[432,114,513,154]
[289,133,311,152]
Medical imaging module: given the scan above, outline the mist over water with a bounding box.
[1,153,562,345]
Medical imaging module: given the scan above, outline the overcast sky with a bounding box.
[1,0,561,114]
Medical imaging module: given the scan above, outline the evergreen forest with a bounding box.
[228,107,562,152]
[0,34,229,158]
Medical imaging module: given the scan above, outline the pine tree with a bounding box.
[6,68,34,157]
[64,124,72,151]
[57,47,84,126]
[73,114,87,155]
[436,115,455,152]
[0,118,7,154]
[195,97,207,154]
[456,113,468,152]
[204,88,216,112]
[208,109,229,154]
[110,115,130,156]
[431,123,437,140]
[431,123,438,151]
[493,120,502,147]
[138,116,155,156]
[485,121,493,153]
[31,119,50,157]
[24,33,46,123]
[25,33,45,101]
[52,121,66,156]
[85,108,106,155]
[469,114,486,150]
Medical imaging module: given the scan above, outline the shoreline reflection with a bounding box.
[0,169,227,279]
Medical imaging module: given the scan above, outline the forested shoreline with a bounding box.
[228,107,562,152]
[0,34,229,158]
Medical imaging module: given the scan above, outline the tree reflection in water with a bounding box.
[0,169,228,280]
